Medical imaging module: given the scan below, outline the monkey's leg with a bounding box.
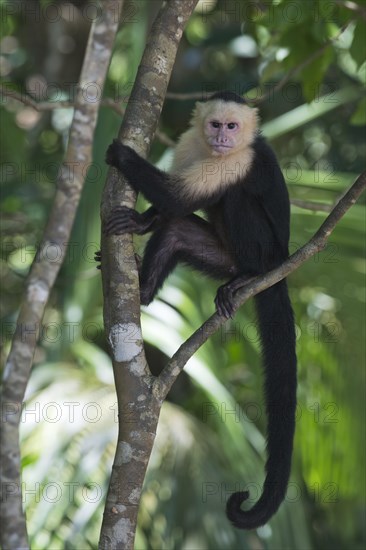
[140,215,238,305]
[103,206,161,236]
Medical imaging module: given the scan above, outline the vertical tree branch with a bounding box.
[99,1,199,549]
[0,3,123,549]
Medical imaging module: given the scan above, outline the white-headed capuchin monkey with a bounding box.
[102,91,297,530]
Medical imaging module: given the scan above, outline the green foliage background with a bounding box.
[1,1,365,549]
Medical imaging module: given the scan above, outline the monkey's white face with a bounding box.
[192,99,259,157]
[204,119,241,155]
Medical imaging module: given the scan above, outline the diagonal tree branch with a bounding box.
[290,198,333,212]
[154,170,366,398]
[0,3,123,549]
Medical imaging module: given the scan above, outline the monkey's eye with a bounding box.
[227,122,238,130]
[210,121,220,128]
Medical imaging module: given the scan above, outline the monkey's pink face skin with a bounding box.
[204,119,241,155]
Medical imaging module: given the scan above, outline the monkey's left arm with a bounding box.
[106,140,222,217]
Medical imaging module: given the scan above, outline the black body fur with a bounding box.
[104,93,297,529]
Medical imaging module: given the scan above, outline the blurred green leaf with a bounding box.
[350,96,366,126]
[350,21,366,68]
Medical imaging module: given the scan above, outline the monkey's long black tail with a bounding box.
[226,280,297,530]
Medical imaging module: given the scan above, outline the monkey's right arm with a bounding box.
[105,140,222,217]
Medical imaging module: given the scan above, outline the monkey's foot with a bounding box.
[215,283,236,319]
[94,249,142,272]
[215,275,256,317]
[95,250,101,270]
[140,286,154,306]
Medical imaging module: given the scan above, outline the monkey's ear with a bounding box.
[250,106,260,127]
[194,100,204,112]
[190,101,204,125]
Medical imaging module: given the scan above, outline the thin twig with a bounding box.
[290,199,333,212]
[155,128,176,147]
[0,84,74,110]
[166,91,215,100]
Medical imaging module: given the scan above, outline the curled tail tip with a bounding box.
[226,490,277,530]
[227,490,250,509]
[226,490,252,528]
